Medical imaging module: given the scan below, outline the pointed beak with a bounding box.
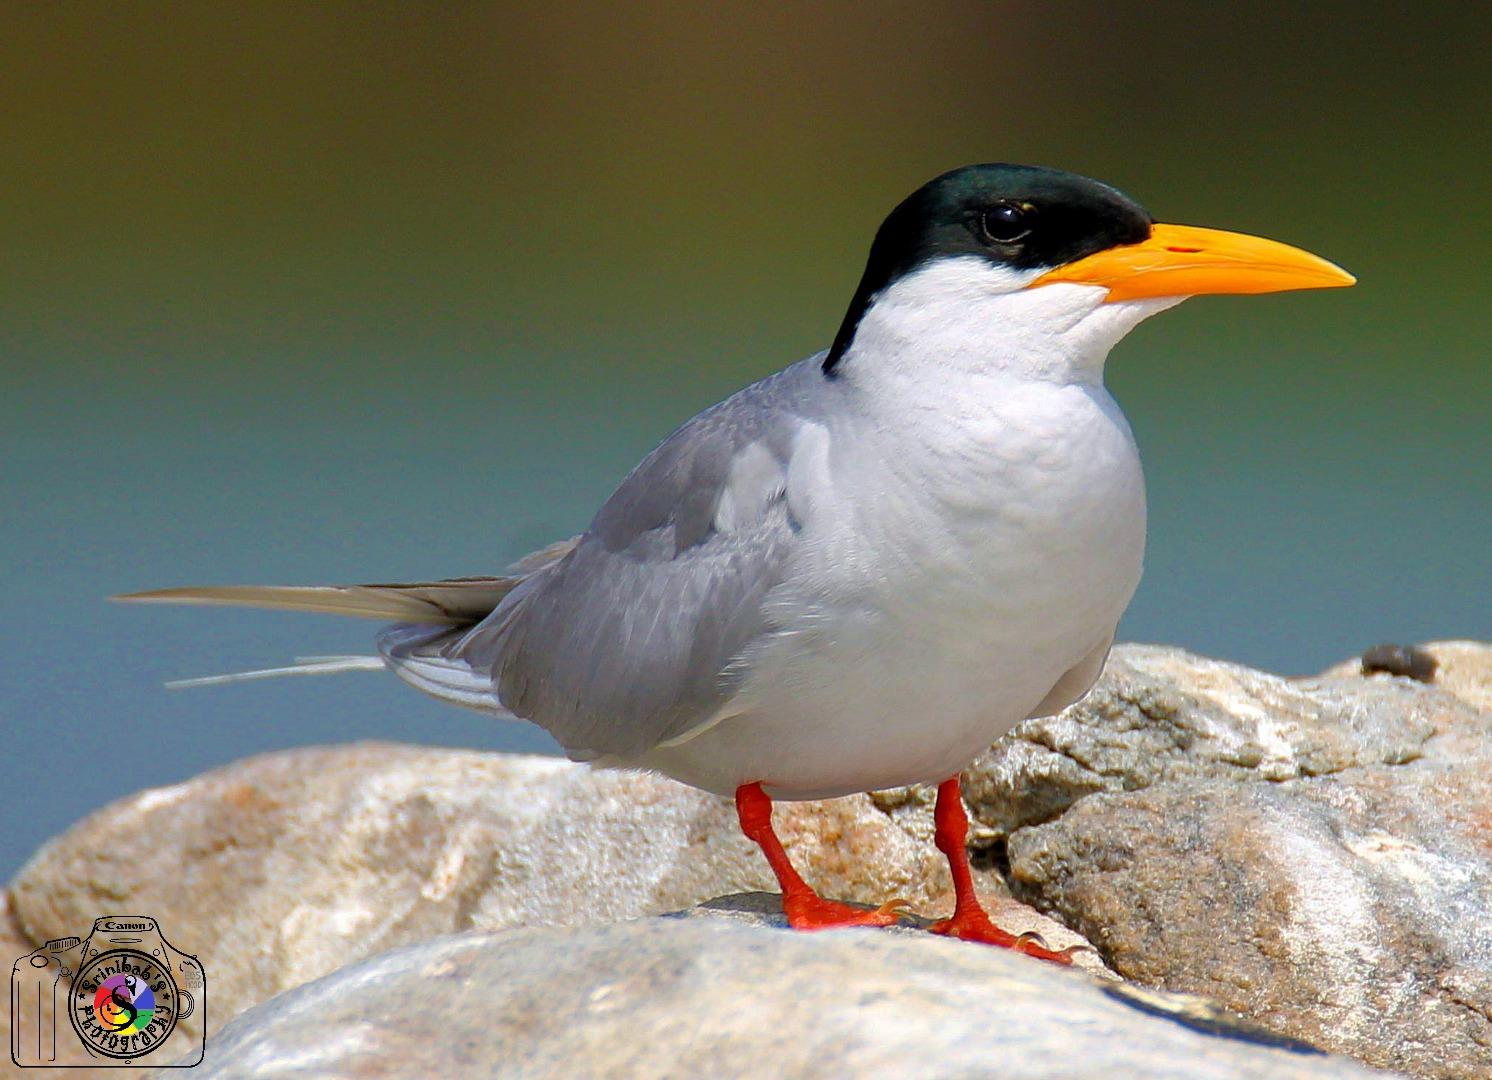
[1031,223,1355,302]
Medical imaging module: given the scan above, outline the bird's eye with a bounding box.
[978,202,1033,244]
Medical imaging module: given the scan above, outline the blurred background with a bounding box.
[3,3,1488,878]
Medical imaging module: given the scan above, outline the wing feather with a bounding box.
[455,355,835,760]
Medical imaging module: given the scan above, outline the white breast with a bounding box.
[642,382,1149,798]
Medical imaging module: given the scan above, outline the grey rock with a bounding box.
[13,641,1492,1077]
[958,645,1472,846]
[980,643,1492,1080]
[187,915,1385,1079]
[8,743,1091,1043]
[675,889,1114,973]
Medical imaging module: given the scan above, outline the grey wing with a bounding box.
[452,356,834,761]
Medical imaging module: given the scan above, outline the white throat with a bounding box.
[840,256,1184,388]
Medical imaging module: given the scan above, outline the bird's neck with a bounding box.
[836,258,1181,393]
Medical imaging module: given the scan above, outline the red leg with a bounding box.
[735,782,908,930]
[928,776,1074,963]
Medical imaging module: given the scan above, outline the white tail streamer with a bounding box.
[165,654,386,689]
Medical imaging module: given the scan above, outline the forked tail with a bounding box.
[114,574,545,713]
[115,539,578,709]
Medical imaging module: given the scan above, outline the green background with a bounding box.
[3,3,1488,878]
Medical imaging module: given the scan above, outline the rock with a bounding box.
[186,914,1382,1079]
[957,645,1470,847]
[1009,776,1492,1077]
[2,890,117,1075]
[679,889,1106,970]
[13,642,1492,1076]
[970,643,1492,1079]
[1319,640,1492,713]
[9,742,1088,1042]
[1358,644,1439,682]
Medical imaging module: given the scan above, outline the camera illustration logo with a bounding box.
[11,915,206,1068]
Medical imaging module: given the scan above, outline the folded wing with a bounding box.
[453,357,832,761]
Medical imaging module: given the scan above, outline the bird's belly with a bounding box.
[643,393,1146,799]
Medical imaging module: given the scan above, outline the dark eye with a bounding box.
[978,202,1033,244]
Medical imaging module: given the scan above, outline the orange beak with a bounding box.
[1031,223,1355,302]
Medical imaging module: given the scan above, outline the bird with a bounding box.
[120,164,1353,961]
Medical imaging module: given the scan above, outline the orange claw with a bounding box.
[783,894,910,931]
[928,907,1075,964]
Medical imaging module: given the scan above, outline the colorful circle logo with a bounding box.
[69,949,181,1060]
[93,971,156,1034]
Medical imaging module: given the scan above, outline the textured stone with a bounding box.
[957,645,1470,847]
[13,642,1492,1076]
[8,742,1088,1042]
[3,893,188,1074]
[3,891,116,1074]
[1319,640,1492,713]
[187,915,1382,1079]
[686,889,1106,960]
[980,643,1492,1079]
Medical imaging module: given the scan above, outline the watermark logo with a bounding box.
[11,915,205,1068]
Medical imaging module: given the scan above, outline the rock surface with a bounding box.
[959,644,1467,845]
[7,742,1090,1048]
[2,891,117,1075]
[187,913,1383,1079]
[976,642,1492,1079]
[1319,640,1492,712]
[684,889,1111,971]
[9,640,1491,1077]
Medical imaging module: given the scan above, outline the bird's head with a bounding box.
[825,163,1354,381]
